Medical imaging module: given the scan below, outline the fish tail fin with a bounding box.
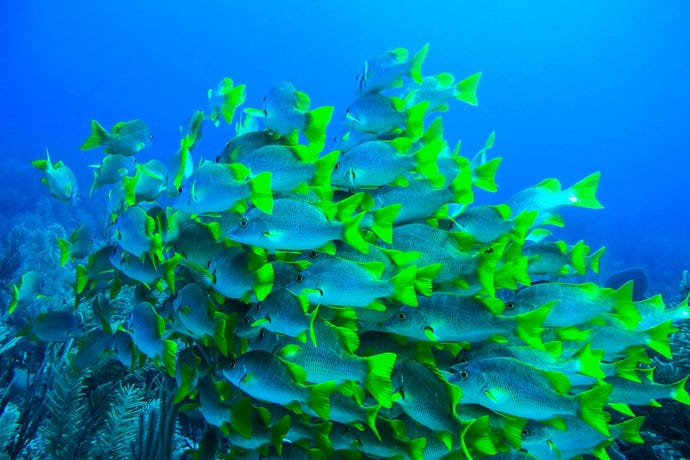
[269,415,291,454]
[253,263,274,301]
[390,265,418,306]
[514,303,551,349]
[304,106,334,154]
[611,280,642,328]
[586,246,606,274]
[494,255,530,292]
[57,237,71,266]
[307,380,337,420]
[646,320,678,359]
[75,264,89,295]
[511,210,537,244]
[248,171,274,214]
[567,171,604,209]
[414,263,441,297]
[473,156,503,192]
[455,71,482,106]
[80,120,110,150]
[671,373,690,405]
[413,138,445,186]
[364,352,396,408]
[370,204,401,244]
[404,101,428,140]
[312,150,339,199]
[364,404,382,440]
[122,175,137,207]
[569,240,588,275]
[408,437,427,460]
[161,339,178,377]
[342,211,369,254]
[462,415,498,457]
[162,254,182,294]
[212,315,229,356]
[611,416,645,444]
[572,342,606,379]
[8,284,20,314]
[409,43,430,83]
[220,83,247,124]
[576,384,612,437]
[31,158,49,172]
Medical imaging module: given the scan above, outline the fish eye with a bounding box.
[229,361,236,369]
[256,301,263,310]
[239,218,248,228]
[459,370,469,380]
[397,311,406,320]
[178,185,183,193]
[350,169,356,180]
[243,316,250,324]
[259,329,266,338]
[296,274,304,283]
[334,162,339,170]
[308,250,318,258]
[447,367,457,374]
[505,302,515,310]
[521,428,531,437]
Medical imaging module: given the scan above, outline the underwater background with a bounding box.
[2,1,690,459]
[3,0,689,297]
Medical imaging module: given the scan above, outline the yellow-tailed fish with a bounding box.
[31,149,79,203]
[356,43,429,94]
[80,119,152,156]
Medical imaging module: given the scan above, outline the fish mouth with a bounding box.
[345,112,360,123]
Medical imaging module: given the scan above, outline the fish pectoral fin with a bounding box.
[239,371,254,384]
[423,326,439,341]
[484,388,499,403]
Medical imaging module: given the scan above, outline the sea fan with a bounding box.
[38,367,88,460]
[88,383,145,460]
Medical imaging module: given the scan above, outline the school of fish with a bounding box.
[17,44,690,459]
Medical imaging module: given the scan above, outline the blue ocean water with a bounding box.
[1,2,690,458]
[3,1,688,297]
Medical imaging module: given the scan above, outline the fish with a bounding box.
[80,119,152,156]
[331,135,443,189]
[284,254,419,310]
[174,161,273,215]
[447,205,536,245]
[222,349,337,420]
[109,246,180,292]
[172,283,227,351]
[112,205,164,265]
[122,159,169,206]
[391,360,468,452]
[129,300,177,376]
[405,71,483,110]
[383,292,549,349]
[233,144,338,198]
[448,356,612,436]
[356,43,429,94]
[207,77,246,127]
[224,195,372,254]
[519,239,605,276]
[31,149,79,203]
[88,153,135,196]
[506,172,604,226]
[502,281,641,329]
[9,270,46,314]
[520,415,644,460]
[345,93,428,139]
[192,246,274,302]
[25,309,84,342]
[245,82,334,153]
[56,224,94,266]
[276,317,397,407]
